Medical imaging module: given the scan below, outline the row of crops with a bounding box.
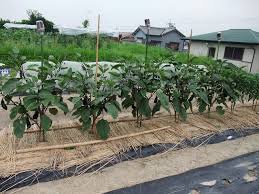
[1,56,259,141]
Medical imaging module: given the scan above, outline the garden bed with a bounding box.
[0,105,259,191]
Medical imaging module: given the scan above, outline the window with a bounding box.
[208,47,216,58]
[166,42,179,50]
[224,47,244,61]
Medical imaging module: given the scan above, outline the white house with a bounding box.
[187,29,259,73]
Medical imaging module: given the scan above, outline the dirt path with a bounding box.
[8,134,259,194]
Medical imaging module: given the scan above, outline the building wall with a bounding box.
[134,29,184,51]
[134,30,146,43]
[161,32,184,51]
[190,41,258,72]
[251,45,259,73]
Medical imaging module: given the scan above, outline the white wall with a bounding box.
[190,42,258,72]
[251,45,259,73]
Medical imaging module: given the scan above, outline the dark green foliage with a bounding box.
[1,50,259,141]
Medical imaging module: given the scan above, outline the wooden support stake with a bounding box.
[188,29,192,61]
[17,126,171,154]
[95,14,100,81]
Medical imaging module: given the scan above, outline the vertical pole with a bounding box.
[145,28,149,65]
[188,29,192,61]
[40,33,43,68]
[216,41,220,60]
[95,14,100,81]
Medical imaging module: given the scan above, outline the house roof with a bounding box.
[187,29,259,44]
[133,26,185,37]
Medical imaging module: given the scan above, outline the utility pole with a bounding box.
[144,19,150,65]
[216,32,222,60]
[95,14,100,81]
[36,20,45,68]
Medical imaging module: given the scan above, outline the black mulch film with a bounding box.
[0,128,259,192]
[106,150,259,194]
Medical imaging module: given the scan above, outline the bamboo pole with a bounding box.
[188,29,192,61]
[95,14,100,81]
[17,126,171,154]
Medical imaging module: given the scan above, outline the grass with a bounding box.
[0,29,215,65]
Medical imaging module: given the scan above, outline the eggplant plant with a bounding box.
[111,62,169,127]
[68,63,121,140]
[0,60,69,141]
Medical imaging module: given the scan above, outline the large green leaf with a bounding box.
[122,96,133,108]
[54,101,69,114]
[198,101,207,113]
[105,102,119,119]
[10,106,19,120]
[134,92,151,117]
[139,98,151,117]
[189,84,209,105]
[96,119,110,140]
[23,96,39,111]
[13,117,26,138]
[2,78,19,94]
[40,115,52,131]
[156,89,170,112]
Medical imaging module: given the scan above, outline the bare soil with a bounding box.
[9,134,259,194]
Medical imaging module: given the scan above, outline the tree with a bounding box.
[0,18,10,29]
[82,19,89,28]
[21,10,57,33]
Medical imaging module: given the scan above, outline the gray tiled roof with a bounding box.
[135,26,185,37]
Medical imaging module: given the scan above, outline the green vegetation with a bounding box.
[1,54,259,141]
[0,29,170,64]
[1,24,256,142]
[0,29,215,66]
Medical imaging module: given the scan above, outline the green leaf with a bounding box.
[138,98,151,117]
[54,101,69,114]
[10,106,19,120]
[189,84,209,105]
[2,78,19,94]
[122,96,133,109]
[216,106,225,115]
[49,107,58,115]
[96,119,110,140]
[81,118,92,131]
[172,92,181,113]
[156,89,170,112]
[198,101,207,113]
[23,96,39,111]
[152,101,161,116]
[80,108,90,122]
[105,103,119,119]
[13,117,26,138]
[223,84,237,100]
[40,115,52,131]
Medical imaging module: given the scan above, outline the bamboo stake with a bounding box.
[95,14,100,81]
[188,29,192,61]
[17,126,171,154]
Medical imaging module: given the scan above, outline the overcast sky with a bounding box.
[1,0,259,35]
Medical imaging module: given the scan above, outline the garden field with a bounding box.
[1,28,259,192]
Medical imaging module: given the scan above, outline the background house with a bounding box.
[132,24,185,51]
[188,29,259,73]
